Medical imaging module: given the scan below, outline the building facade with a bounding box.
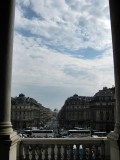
[11,93,53,130]
[90,87,115,132]
[58,87,115,132]
[58,94,92,129]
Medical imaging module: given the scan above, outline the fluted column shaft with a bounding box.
[109,0,120,133]
[0,0,15,133]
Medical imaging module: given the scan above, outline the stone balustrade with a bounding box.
[18,137,110,160]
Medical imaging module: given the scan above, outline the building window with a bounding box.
[100,111,103,120]
[106,111,109,120]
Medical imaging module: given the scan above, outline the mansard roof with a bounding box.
[64,94,92,105]
[94,87,115,97]
[11,93,41,107]
[68,94,91,100]
[19,93,25,97]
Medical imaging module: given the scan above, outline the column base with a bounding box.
[0,122,13,134]
[107,131,120,160]
[0,131,20,160]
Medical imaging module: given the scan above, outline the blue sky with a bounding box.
[12,0,114,110]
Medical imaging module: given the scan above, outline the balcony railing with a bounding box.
[18,137,110,160]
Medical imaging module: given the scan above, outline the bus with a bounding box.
[31,130,54,138]
[68,129,91,137]
[22,129,54,138]
[93,132,107,137]
[74,127,85,130]
[22,130,32,137]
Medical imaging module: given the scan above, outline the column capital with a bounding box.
[108,131,120,142]
[108,131,120,160]
[114,123,120,134]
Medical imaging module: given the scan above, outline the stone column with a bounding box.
[0,1,19,160]
[108,1,120,160]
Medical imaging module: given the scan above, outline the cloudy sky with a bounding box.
[12,0,114,110]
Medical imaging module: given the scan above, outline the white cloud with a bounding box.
[14,0,111,51]
[12,0,114,108]
[13,32,114,88]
